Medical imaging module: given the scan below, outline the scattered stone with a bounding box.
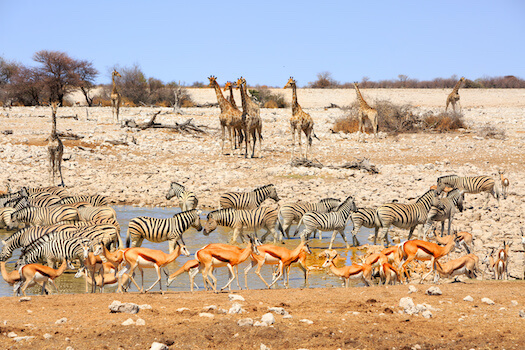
[43,333,53,339]
[463,295,474,302]
[203,305,217,312]
[426,286,442,296]
[412,344,422,350]
[261,313,275,325]
[13,336,35,342]
[300,319,314,325]
[283,314,293,319]
[229,294,245,302]
[237,318,254,327]
[55,317,67,324]
[399,297,415,312]
[268,307,288,315]
[18,297,31,302]
[218,308,228,314]
[260,343,271,350]
[176,307,190,313]
[199,312,214,318]
[7,332,17,338]
[139,304,152,310]
[482,298,495,305]
[408,285,418,294]
[422,310,433,319]
[511,300,518,306]
[519,310,525,318]
[65,347,74,350]
[229,303,244,314]
[122,318,135,326]
[109,300,140,314]
[254,321,268,327]
[150,342,169,350]
[136,318,146,326]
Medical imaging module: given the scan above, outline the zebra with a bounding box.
[423,188,465,237]
[0,187,28,208]
[436,175,498,208]
[294,196,358,249]
[77,206,117,222]
[350,207,381,247]
[278,198,341,238]
[58,194,108,207]
[0,207,16,230]
[0,223,79,261]
[165,182,198,211]
[376,189,437,246]
[219,184,280,210]
[13,192,62,210]
[26,186,69,198]
[10,205,79,227]
[17,236,91,267]
[203,205,281,243]
[126,209,202,252]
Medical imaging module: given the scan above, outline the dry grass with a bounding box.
[476,126,506,139]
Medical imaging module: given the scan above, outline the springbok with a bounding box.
[17,259,74,296]
[322,250,373,287]
[433,254,479,282]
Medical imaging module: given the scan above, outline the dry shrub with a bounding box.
[264,100,279,108]
[120,97,136,107]
[476,126,506,139]
[181,99,194,107]
[92,96,111,106]
[375,100,420,133]
[423,112,465,132]
[250,88,288,108]
[332,116,373,133]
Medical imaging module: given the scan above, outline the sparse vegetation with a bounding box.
[333,100,466,134]
[249,87,288,108]
[476,126,506,140]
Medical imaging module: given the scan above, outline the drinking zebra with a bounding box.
[13,192,62,210]
[203,205,281,243]
[294,196,358,249]
[126,209,202,252]
[436,175,498,208]
[17,236,91,267]
[58,194,108,206]
[350,207,381,247]
[423,188,465,237]
[278,198,341,238]
[25,186,69,198]
[165,182,198,211]
[10,205,79,227]
[219,184,280,210]
[376,189,437,246]
[0,187,28,208]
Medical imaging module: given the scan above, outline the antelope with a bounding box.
[398,234,456,283]
[17,259,73,296]
[195,235,259,293]
[379,262,401,285]
[75,263,131,292]
[499,170,509,199]
[83,243,104,293]
[433,254,480,282]
[244,240,312,289]
[487,241,511,280]
[433,229,473,254]
[381,245,402,266]
[322,250,373,287]
[1,260,22,295]
[120,239,190,294]
[166,259,208,292]
[193,243,243,290]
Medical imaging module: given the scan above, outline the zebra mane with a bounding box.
[255,184,274,191]
[437,175,458,182]
[170,182,185,190]
[416,189,437,203]
[207,208,235,219]
[335,196,354,211]
[446,188,461,197]
[319,198,340,203]
[173,208,197,217]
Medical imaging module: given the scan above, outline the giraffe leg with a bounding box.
[297,129,303,159]
[290,126,296,159]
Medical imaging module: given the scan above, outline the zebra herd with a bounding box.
[0,172,508,295]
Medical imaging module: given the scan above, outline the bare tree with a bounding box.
[118,64,148,105]
[8,65,43,106]
[75,60,98,106]
[308,71,339,88]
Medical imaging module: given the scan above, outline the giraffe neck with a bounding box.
[112,75,118,95]
[51,109,57,136]
[354,85,370,109]
[291,83,300,115]
[452,79,463,94]
[239,82,248,113]
[211,81,230,113]
[228,86,237,109]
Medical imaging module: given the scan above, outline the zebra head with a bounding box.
[203,210,220,236]
[436,175,457,195]
[267,185,280,202]
[192,210,203,232]
[166,182,184,200]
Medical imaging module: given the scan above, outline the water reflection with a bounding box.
[0,206,374,296]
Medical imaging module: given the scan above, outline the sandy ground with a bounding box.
[1,88,525,348]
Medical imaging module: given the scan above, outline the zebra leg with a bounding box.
[378,227,390,247]
[351,224,362,247]
[408,226,417,240]
[441,221,446,237]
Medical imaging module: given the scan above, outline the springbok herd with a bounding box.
[0,168,517,296]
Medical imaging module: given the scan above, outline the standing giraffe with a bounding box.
[283,77,316,160]
[237,77,263,158]
[224,81,238,110]
[208,76,244,156]
[47,102,65,186]
[446,76,465,114]
[353,82,378,142]
[111,70,122,123]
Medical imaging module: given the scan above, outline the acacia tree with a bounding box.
[8,65,43,106]
[75,59,98,106]
[308,71,339,88]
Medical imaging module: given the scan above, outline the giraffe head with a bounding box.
[460,77,465,82]
[112,70,121,78]
[223,81,234,91]
[208,75,218,87]
[283,77,296,89]
[236,77,246,89]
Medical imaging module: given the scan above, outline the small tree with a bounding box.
[8,65,43,106]
[308,71,339,88]
[118,64,148,105]
[75,60,98,106]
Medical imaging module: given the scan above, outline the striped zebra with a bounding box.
[0,223,79,261]
[0,207,16,230]
[278,198,341,238]
[0,187,28,207]
[126,209,202,252]
[219,184,280,210]
[13,192,62,210]
[350,207,381,247]
[203,205,281,243]
[166,182,198,211]
[26,186,69,198]
[294,196,358,249]
[18,236,91,267]
[436,175,498,208]
[78,206,116,222]
[423,189,464,237]
[58,194,108,207]
[376,189,437,246]
[10,205,79,227]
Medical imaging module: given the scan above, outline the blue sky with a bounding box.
[1,0,524,86]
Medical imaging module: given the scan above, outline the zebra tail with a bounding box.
[277,217,285,237]
[125,231,131,248]
[293,217,304,237]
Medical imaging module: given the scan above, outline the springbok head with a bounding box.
[321,249,338,268]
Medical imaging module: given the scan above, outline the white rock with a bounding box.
[237,318,254,327]
[150,342,169,350]
[463,295,474,302]
[422,310,433,319]
[261,313,275,325]
[399,297,415,310]
[7,332,17,338]
[260,343,271,350]
[122,318,135,326]
[18,297,31,302]
[426,286,442,295]
[408,285,418,294]
[55,317,67,324]
[412,344,422,350]
[300,319,314,325]
[176,307,190,312]
[139,304,152,310]
[13,336,35,342]
[511,300,518,306]
[203,305,217,311]
[254,321,268,327]
[229,294,245,302]
[43,333,53,339]
[229,303,244,314]
[482,297,495,305]
[519,310,525,318]
[136,318,146,326]
[283,314,293,319]
[199,312,214,318]
[268,307,288,315]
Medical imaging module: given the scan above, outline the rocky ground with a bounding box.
[1,88,525,348]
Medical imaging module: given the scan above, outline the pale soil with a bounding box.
[1,89,525,348]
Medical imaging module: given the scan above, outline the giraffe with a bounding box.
[283,77,316,160]
[224,81,243,149]
[237,77,263,158]
[446,76,465,114]
[111,70,122,123]
[353,82,378,142]
[47,102,65,187]
[208,76,244,156]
